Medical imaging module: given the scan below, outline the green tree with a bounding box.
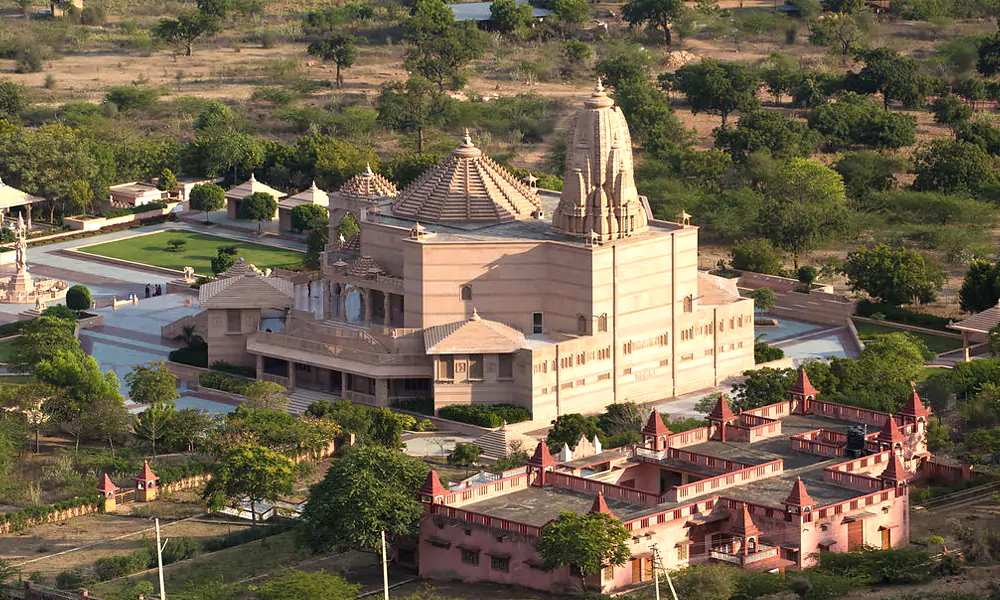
[307,34,358,88]
[305,214,329,269]
[715,110,819,162]
[126,362,180,455]
[66,179,94,216]
[545,0,590,26]
[833,150,903,201]
[298,446,428,553]
[189,182,226,223]
[621,0,684,45]
[563,40,593,65]
[204,443,296,526]
[612,77,691,158]
[978,32,1000,78]
[596,46,651,88]
[792,72,843,108]
[447,442,481,469]
[732,367,797,411]
[490,0,533,38]
[12,314,80,371]
[761,53,799,105]
[290,204,328,233]
[930,94,972,127]
[368,407,408,448]
[163,408,213,452]
[959,259,1000,313]
[675,59,761,127]
[157,167,178,192]
[211,245,239,275]
[376,75,454,154]
[807,92,916,151]
[597,402,648,438]
[238,191,278,233]
[547,413,602,450]
[65,284,91,313]
[758,158,849,268]
[988,323,1000,357]
[808,12,871,56]
[537,511,631,591]
[253,569,360,600]
[852,47,927,110]
[0,81,27,119]
[673,565,737,600]
[913,138,999,195]
[752,287,776,314]
[132,399,176,456]
[243,380,288,411]
[843,243,943,306]
[37,351,125,453]
[403,0,486,91]
[151,10,223,57]
[730,238,784,275]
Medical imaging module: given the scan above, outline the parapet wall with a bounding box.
[737,272,856,326]
[667,459,784,503]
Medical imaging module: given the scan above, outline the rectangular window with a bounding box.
[227,309,241,333]
[677,545,688,562]
[498,354,514,379]
[438,356,454,380]
[468,354,484,380]
[532,312,543,334]
[602,565,614,582]
[491,556,510,572]
[681,353,694,362]
[461,549,480,566]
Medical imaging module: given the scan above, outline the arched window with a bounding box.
[460,286,473,301]
[683,296,693,313]
[577,315,587,334]
[598,314,607,332]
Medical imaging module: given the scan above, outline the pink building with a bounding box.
[411,372,967,594]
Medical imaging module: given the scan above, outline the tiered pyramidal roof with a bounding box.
[340,164,398,200]
[392,131,540,223]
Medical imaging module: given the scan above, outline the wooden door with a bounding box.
[880,527,891,550]
[848,520,864,549]
[631,558,642,584]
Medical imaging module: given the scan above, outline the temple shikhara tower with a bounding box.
[169,82,755,420]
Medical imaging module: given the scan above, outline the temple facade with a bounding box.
[408,375,968,594]
[187,84,756,422]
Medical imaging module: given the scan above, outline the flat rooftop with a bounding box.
[461,486,650,528]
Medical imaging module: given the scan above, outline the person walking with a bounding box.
[145,284,151,298]
[307,280,312,297]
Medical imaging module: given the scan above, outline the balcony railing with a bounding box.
[709,545,779,565]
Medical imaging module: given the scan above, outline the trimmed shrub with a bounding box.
[754,340,785,364]
[147,535,197,565]
[438,404,531,427]
[210,361,257,378]
[198,371,252,395]
[55,569,86,590]
[99,202,168,219]
[168,344,208,368]
[201,520,295,552]
[391,397,434,415]
[856,300,951,331]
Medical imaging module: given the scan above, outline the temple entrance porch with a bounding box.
[325,282,404,328]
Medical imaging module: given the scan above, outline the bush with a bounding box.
[438,404,531,427]
[198,371,252,395]
[65,285,91,312]
[392,397,434,415]
[148,535,197,565]
[105,86,162,113]
[15,47,44,74]
[856,300,951,330]
[731,238,784,275]
[754,340,785,364]
[210,361,257,378]
[80,5,106,25]
[201,520,295,552]
[99,202,168,219]
[168,344,207,368]
[95,548,153,581]
[55,569,86,590]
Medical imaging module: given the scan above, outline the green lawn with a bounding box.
[77,231,304,274]
[853,320,964,355]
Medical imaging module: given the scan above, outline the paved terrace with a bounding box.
[461,486,652,528]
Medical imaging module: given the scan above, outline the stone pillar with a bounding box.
[376,378,389,407]
[26,205,31,230]
[384,293,393,327]
[288,361,297,390]
[341,371,348,398]
[323,283,332,320]
[364,290,373,327]
[256,354,264,379]
[338,292,347,322]
[963,331,970,362]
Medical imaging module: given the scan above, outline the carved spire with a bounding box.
[552,82,648,241]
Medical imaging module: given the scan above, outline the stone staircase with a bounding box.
[286,388,339,415]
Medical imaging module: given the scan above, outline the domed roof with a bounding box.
[339,164,397,200]
[392,131,540,224]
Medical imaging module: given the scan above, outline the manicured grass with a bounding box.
[853,320,964,355]
[77,231,303,274]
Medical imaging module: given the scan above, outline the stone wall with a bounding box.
[64,203,178,232]
[737,271,856,326]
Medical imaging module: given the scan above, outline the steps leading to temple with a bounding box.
[286,388,337,415]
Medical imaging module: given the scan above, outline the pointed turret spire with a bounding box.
[783,477,816,508]
[249,172,257,183]
[528,440,556,469]
[790,368,819,398]
[729,502,761,538]
[97,473,118,494]
[364,162,374,176]
[642,411,671,437]
[879,453,907,483]
[877,416,905,446]
[708,395,736,422]
[419,469,448,500]
[900,387,929,420]
[590,491,614,517]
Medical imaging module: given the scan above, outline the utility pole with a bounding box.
[650,544,678,600]
[155,518,167,600]
[381,530,390,600]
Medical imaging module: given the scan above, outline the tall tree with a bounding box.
[243,380,289,412]
[978,31,1000,78]
[298,446,428,553]
[674,59,761,127]
[238,191,278,234]
[843,243,944,306]
[127,362,179,455]
[621,0,684,45]
[204,443,296,526]
[307,34,358,88]
[188,182,226,223]
[758,158,849,268]
[11,314,81,372]
[377,75,454,154]
[537,511,631,591]
[912,138,999,195]
[852,47,927,110]
[489,0,533,39]
[959,259,1000,313]
[151,10,223,57]
[403,0,486,91]
[163,408,214,453]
